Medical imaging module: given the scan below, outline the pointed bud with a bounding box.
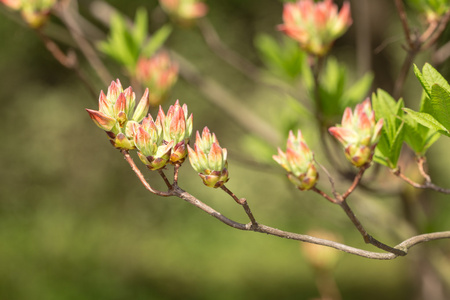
[329,98,383,167]
[86,109,117,131]
[273,130,318,190]
[188,127,229,188]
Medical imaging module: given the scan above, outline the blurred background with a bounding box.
[1,0,450,299]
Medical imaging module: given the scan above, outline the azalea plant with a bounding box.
[2,0,450,298]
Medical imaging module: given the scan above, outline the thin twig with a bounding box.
[55,0,112,85]
[158,169,172,189]
[221,185,257,226]
[35,29,98,99]
[122,148,449,259]
[122,150,171,196]
[394,0,413,49]
[342,164,369,200]
[311,187,336,204]
[417,156,432,183]
[392,168,450,194]
[173,163,181,186]
[338,200,406,256]
[173,185,449,260]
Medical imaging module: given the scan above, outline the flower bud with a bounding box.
[1,0,57,28]
[278,0,352,56]
[136,52,178,106]
[328,98,383,167]
[86,79,150,150]
[158,100,193,163]
[159,0,207,25]
[134,115,174,170]
[273,130,318,191]
[188,127,229,188]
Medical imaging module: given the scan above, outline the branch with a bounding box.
[121,150,171,197]
[174,185,450,260]
[55,0,113,86]
[120,147,450,259]
[392,168,450,194]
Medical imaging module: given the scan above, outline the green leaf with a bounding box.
[319,57,347,117]
[402,108,449,136]
[430,84,450,130]
[142,24,173,58]
[254,34,305,81]
[132,8,148,48]
[372,89,406,168]
[414,63,450,97]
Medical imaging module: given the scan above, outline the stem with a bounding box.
[35,29,98,99]
[221,185,257,227]
[339,200,406,256]
[122,150,171,197]
[55,0,112,85]
[158,169,172,189]
[174,186,448,260]
[122,152,448,259]
[173,163,181,186]
[342,164,369,200]
[395,0,413,49]
[392,168,450,194]
[311,187,336,204]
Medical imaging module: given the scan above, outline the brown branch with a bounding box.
[311,187,336,204]
[392,168,450,194]
[394,0,414,49]
[55,0,112,86]
[422,11,450,51]
[221,185,258,227]
[35,29,98,99]
[173,185,449,260]
[342,164,369,199]
[121,148,450,259]
[158,169,172,189]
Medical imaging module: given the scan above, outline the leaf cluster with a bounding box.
[98,8,172,75]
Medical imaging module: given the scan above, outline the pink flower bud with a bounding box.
[136,52,178,106]
[188,127,229,188]
[273,130,318,191]
[329,99,383,167]
[2,0,57,28]
[158,100,193,163]
[278,0,352,56]
[159,0,207,25]
[134,115,174,170]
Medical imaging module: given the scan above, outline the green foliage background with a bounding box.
[1,0,450,299]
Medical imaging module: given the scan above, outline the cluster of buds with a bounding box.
[87,80,193,170]
[328,99,383,167]
[1,0,57,28]
[273,130,318,191]
[136,52,179,106]
[278,0,352,56]
[159,0,207,25]
[188,127,229,188]
[86,79,150,150]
